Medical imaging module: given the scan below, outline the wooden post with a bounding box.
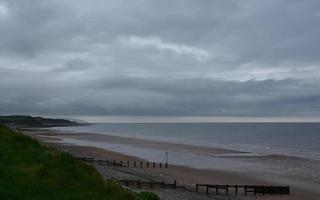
[140,161,143,168]
[165,162,168,168]
[235,185,238,195]
[137,180,141,189]
[120,160,123,167]
[206,185,209,194]
[245,186,247,196]
[165,151,168,163]
[226,185,228,195]
[153,162,155,168]
[134,161,136,167]
[113,160,116,167]
[216,185,218,194]
[254,186,257,196]
[173,180,176,189]
[147,162,149,168]
[160,163,162,168]
[196,184,198,192]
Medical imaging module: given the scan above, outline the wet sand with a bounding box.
[20,128,320,200]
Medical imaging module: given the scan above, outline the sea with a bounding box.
[52,123,320,161]
[50,123,320,187]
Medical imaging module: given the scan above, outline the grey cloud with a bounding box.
[52,59,90,72]
[0,0,320,117]
[1,66,320,116]
[0,0,84,57]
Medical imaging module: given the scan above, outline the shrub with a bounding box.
[138,192,160,200]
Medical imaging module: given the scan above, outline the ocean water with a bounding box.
[53,123,320,160]
[51,123,320,187]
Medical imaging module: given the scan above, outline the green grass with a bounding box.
[0,125,146,200]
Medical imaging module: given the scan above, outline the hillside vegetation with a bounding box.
[0,125,155,200]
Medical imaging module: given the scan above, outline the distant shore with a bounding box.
[20,127,320,200]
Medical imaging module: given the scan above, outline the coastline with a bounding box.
[20,127,320,200]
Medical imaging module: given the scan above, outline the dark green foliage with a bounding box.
[138,192,160,200]
[0,125,138,200]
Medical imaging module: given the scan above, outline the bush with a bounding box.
[138,192,160,200]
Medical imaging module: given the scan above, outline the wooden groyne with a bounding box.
[117,180,289,196]
[195,184,290,196]
[119,179,181,189]
[77,156,289,196]
[76,156,168,168]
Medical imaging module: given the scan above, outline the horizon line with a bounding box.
[50,115,320,123]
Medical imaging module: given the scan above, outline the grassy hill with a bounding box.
[0,115,78,126]
[0,125,158,200]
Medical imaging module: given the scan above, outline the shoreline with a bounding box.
[20,127,320,200]
[38,125,320,161]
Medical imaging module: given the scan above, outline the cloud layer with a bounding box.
[1,0,320,117]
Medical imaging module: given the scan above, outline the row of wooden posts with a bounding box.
[77,157,289,196]
[118,180,290,196]
[77,157,168,168]
[195,184,289,196]
[119,179,180,189]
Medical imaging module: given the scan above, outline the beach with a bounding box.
[20,127,320,200]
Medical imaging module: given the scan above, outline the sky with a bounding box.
[0,0,320,121]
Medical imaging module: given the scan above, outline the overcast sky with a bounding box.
[1,0,320,120]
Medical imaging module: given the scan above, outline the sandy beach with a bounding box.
[20,127,320,200]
